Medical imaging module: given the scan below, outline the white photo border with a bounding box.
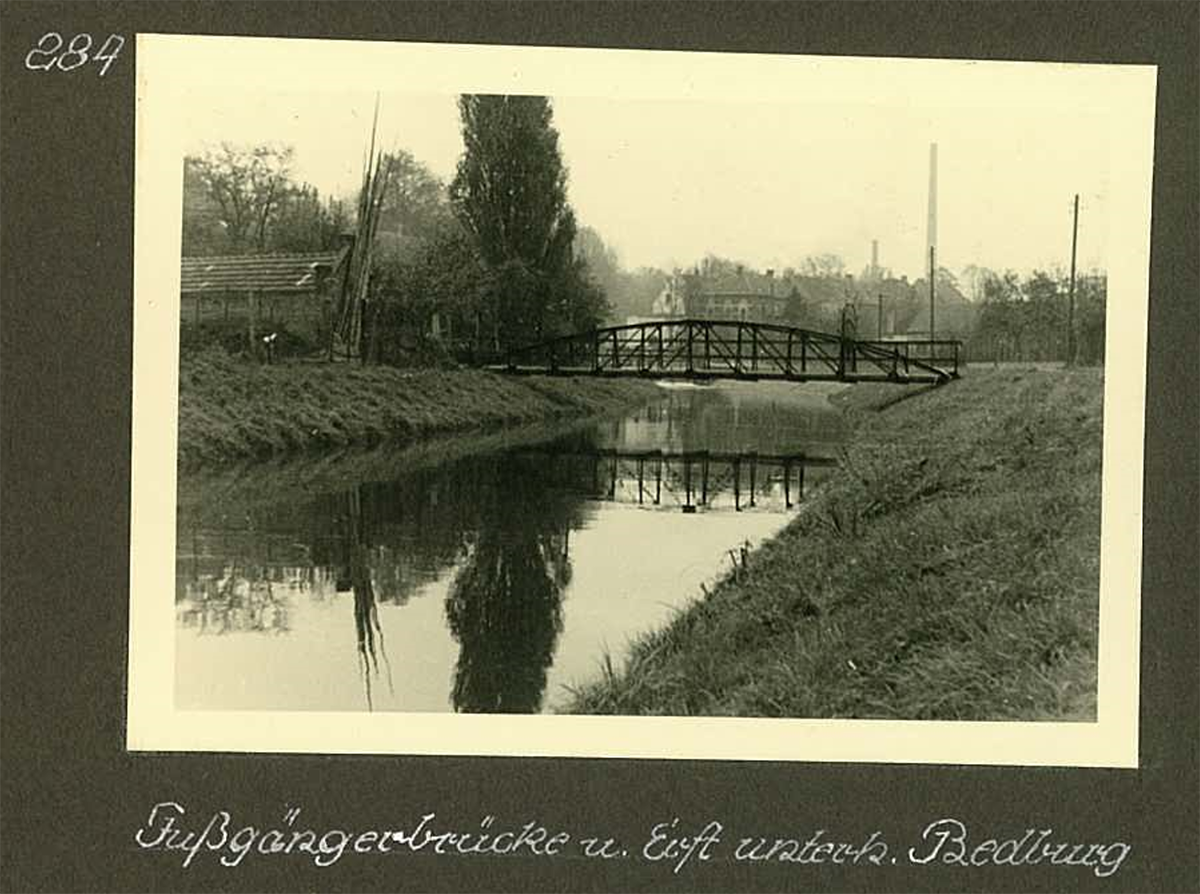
[128,34,1155,766]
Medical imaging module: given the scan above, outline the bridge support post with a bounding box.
[733,457,741,512]
[786,330,794,377]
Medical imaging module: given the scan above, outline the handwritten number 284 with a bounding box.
[25,33,124,77]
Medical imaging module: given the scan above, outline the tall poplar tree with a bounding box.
[449,95,598,348]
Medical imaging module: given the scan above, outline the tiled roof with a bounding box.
[180,252,344,294]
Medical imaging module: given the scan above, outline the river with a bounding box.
[174,380,848,714]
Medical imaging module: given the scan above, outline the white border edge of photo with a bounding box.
[127,33,1156,767]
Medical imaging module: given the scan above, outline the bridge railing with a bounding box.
[854,339,961,378]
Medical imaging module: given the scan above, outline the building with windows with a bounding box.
[649,266,787,323]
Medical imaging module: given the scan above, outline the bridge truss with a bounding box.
[492,319,960,383]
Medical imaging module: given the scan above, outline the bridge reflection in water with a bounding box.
[515,448,837,513]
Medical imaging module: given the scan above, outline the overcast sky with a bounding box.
[183,87,1111,281]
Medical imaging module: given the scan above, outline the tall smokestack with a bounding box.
[926,143,938,274]
[871,239,879,278]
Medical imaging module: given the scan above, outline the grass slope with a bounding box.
[178,351,660,469]
[565,368,1103,721]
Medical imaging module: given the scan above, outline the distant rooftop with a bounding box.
[180,251,345,295]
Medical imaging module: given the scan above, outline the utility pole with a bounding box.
[877,292,884,339]
[929,245,936,342]
[1067,193,1079,366]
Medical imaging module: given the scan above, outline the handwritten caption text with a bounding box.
[134,802,1131,879]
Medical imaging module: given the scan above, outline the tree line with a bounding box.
[183,144,352,256]
[966,268,1106,365]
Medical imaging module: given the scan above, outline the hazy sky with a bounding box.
[183,87,1111,280]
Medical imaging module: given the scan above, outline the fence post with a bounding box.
[247,290,258,360]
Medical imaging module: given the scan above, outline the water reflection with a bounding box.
[594,383,846,455]
[516,447,835,513]
[337,489,395,711]
[446,456,581,713]
[175,382,845,713]
[176,569,292,635]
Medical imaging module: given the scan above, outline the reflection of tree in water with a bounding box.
[177,566,292,635]
[445,455,585,713]
[311,468,479,608]
[178,447,591,711]
[336,487,395,711]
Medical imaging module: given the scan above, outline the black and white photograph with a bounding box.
[126,34,1154,764]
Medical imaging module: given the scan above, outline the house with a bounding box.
[649,266,787,323]
[179,237,353,342]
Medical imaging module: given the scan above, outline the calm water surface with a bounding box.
[174,380,847,713]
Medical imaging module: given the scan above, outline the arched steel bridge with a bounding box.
[489,319,960,384]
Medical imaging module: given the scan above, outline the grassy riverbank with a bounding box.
[565,367,1103,721]
[177,350,660,468]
